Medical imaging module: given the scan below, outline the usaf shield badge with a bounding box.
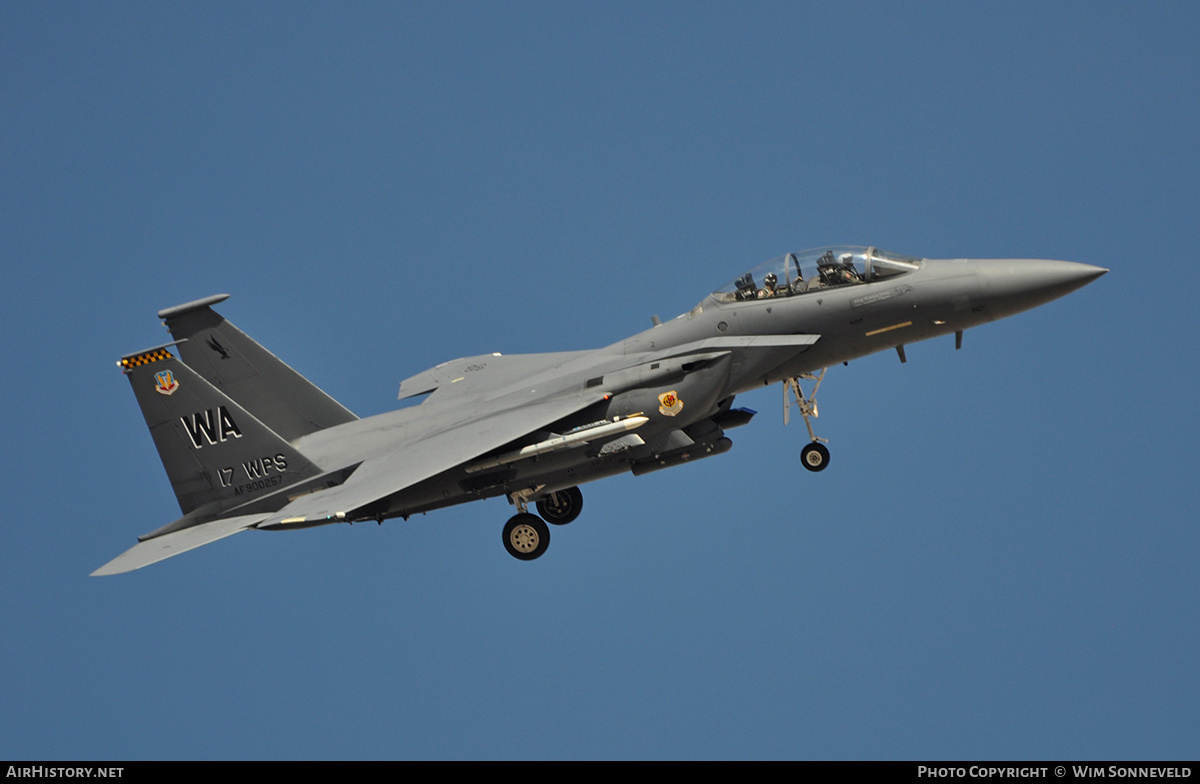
[658,390,683,417]
[154,369,179,396]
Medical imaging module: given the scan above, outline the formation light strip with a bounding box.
[865,321,913,337]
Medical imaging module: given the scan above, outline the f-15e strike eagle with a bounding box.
[95,246,1105,575]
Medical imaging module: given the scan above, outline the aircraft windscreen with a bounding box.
[712,246,922,302]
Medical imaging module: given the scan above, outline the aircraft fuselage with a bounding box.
[345,255,1105,521]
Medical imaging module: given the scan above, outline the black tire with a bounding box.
[800,442,830,472]
[502,513,550,560]
[536,486,583,525]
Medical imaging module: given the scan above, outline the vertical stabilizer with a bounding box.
[119,345,324,515]
[157,295,357,441]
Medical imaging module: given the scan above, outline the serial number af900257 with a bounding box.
[232,473,285,496]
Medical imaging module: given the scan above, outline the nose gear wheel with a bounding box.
[800,442,830,472]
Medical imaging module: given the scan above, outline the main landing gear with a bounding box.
[536,486,583,525]
[502,513,550,561]
[785,368,831,473]
[502,486,584,561]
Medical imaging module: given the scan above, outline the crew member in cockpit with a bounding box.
[759,272,779,298]
[818,253,861,286]
[817,261,841,286]
[833,265,860,285]
[836,253,862,283]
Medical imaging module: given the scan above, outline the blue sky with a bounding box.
[2,1,1198,760]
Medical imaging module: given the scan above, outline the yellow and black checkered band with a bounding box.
[118,348,174,372]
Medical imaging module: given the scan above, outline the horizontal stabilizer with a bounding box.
[91,514,265,576]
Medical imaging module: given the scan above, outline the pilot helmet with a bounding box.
[764,272,777,288]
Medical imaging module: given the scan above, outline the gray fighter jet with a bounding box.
[95,247,1105,575]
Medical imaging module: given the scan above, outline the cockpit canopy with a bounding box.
[712,246,922,302]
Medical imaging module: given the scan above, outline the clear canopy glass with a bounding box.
[712,246,922,302]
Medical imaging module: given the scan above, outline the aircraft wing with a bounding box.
[257,337,822,528]
[257,387,609,527]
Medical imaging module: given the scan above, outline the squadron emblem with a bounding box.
[154,369,179,396]
[658,390,683,417]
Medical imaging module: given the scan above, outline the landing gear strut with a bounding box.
[785,368,831,472]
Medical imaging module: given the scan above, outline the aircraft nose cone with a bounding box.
[975,259,1107,318]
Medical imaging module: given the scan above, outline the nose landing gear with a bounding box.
[800,442,830,472]
[785,368,831,473]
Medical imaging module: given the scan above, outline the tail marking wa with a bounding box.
[181,406,243,448]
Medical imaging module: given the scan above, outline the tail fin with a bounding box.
[156,294,357,441]
[119,345,325,515]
